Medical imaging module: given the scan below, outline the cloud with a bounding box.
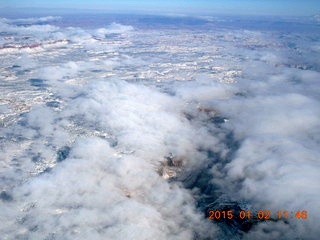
[94,23,134,38]
[0,18,133,54]
[2,16,62,25]
[0,77,218,239]
[208,67,320,238]
[4,137,213,239]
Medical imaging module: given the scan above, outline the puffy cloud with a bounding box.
[2,137,213,240]
[94,23,134,38]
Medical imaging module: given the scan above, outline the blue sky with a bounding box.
[1,0,320,16]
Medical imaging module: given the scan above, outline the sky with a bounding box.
[1,0,320,16]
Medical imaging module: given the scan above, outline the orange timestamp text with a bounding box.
[208,209,308,220]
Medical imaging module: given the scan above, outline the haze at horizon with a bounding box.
[1,0,320,16]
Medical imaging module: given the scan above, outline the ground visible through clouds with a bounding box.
[0,13,320,240]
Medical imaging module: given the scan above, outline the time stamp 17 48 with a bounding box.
[208,209,308,221]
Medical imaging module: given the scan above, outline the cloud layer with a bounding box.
[0,15,320,239]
